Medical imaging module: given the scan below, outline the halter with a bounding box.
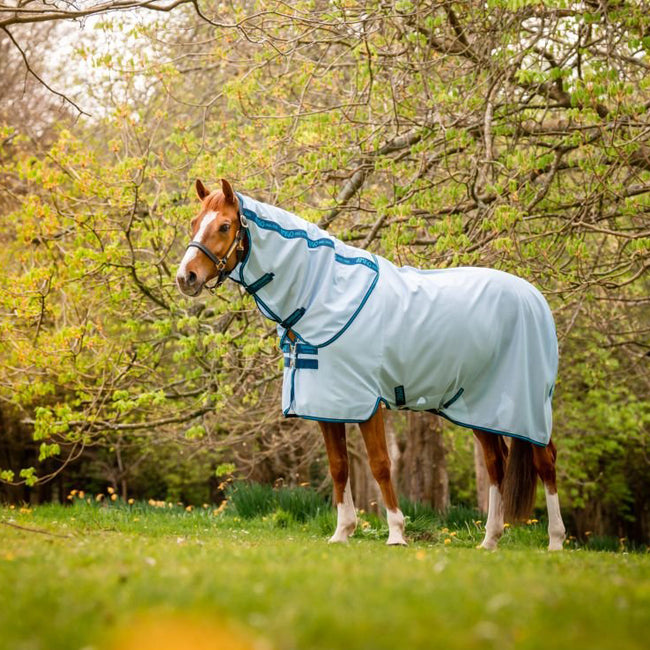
[185,207,247,289]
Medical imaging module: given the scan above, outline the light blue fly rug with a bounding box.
[229,193,558,447]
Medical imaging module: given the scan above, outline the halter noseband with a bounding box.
[185,208,246,289]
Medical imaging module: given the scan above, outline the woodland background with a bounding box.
[0,0,648,541]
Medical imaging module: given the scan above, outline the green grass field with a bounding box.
[1,497,649,650]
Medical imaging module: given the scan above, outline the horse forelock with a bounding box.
[204,191,226,213]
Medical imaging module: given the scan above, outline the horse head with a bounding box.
[176,178,245,296]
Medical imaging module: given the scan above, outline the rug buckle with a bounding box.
[288,342,297,369]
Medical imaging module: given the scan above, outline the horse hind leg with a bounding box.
[532,439,566,551]
[473,430,508,550]
[318,421,357,543]
[359,409,407,546]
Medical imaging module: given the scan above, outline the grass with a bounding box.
[1,495,649,650]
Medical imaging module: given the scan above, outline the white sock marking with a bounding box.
[480,484,504,550]
[545,486,566,551]
[329,478,357,543]
[386,508,407,546]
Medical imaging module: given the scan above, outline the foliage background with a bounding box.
[0,0,649,540]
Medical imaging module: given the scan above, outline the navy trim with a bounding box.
[281,343,318,355]
[427,410,547,448]
[240,202,378,272]
[334,254,378,271]
[283,358,318,370]
[281,307,306,330]
[442,387,464,410]
[283,397,389,423]
[254,295,282,323]
[315,257,380,348]
[246,272,274,294]
[394,385,406,407]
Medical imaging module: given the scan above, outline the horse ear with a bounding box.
[196,179,210,200]
[221,178,235,205]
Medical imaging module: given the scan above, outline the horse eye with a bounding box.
[219,223,231,233]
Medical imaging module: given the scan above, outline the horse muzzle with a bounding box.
[176,270,205,297]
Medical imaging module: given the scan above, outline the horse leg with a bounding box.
[532,439,566,551]
[318,421,357,543]
[359,409,407,546]
[473,430,508,550]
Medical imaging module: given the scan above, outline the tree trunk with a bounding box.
[398,412,449,511]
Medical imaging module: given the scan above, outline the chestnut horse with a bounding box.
[176,179,566,550]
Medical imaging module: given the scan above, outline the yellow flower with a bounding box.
[107,486,115,495]
[441,527,449,534]
[70,489,78,496]
[110,493,118,501]
[19,507,32,514]
[202,503,209,509]
[148,498,156,506]
[185,505,193,512]
[78,491,85,499]
[504,522,511,528]
[128,498,135,505]
[96,494,104,502]
[450,531,457,537]
[444,538,451,545]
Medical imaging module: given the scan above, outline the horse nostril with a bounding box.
[188,271,197,285]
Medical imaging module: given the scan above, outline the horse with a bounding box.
[176,178,567,551]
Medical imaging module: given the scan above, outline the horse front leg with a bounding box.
[359,408,407,546]
[318,421,357,543]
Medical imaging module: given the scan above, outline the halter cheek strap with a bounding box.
[185,212,246,287]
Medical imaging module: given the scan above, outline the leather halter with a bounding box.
[185,208,246,288]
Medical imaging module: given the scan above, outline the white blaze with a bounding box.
[177,211,218,277]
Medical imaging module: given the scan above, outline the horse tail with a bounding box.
[502,438,537,522]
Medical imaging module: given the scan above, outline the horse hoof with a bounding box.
[547,540,564,551]
[386,536,408,546]
[478,540,498,551]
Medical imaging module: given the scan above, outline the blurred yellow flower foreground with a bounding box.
[106,611,264,650]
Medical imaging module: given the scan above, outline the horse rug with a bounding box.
[228,193,558,446]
